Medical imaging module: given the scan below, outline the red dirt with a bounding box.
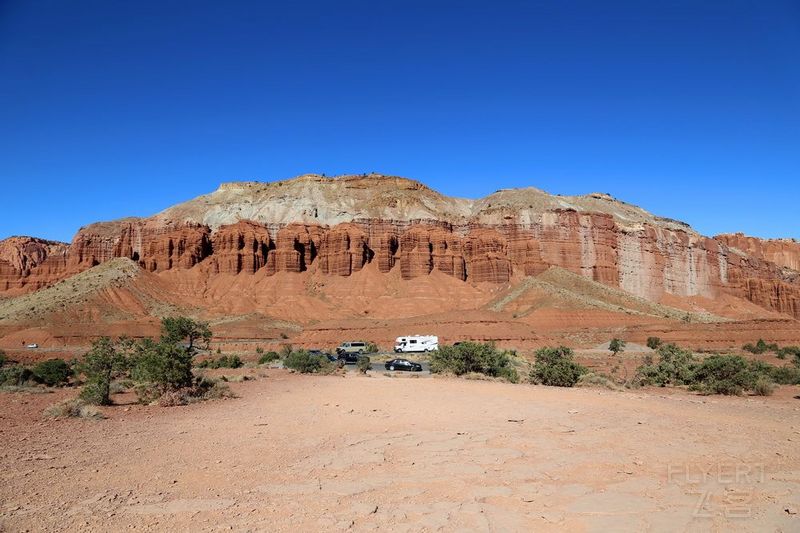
[1,371,798,531]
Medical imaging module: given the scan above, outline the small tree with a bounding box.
[646,337,662,350]
[160,317,211,353]
[609,338,626,355]
[0,349,7,366]
[79,337,127,405]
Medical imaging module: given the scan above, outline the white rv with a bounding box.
[394,335,439,353]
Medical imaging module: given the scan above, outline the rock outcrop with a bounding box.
[1,174,798,319]
[716,233,800,272]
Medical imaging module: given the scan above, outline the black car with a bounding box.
[384,358,423,372]
[337,352,364,364]
[308,349,337,363]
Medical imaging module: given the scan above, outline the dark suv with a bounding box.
[337,352,364,364]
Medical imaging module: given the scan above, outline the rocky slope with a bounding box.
[1,173,798,319]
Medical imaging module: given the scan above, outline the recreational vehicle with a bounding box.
[394,335,438,353]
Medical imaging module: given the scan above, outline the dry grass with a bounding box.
[44,398,104,420]
[576,372,622,390]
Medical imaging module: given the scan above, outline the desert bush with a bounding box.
[430,342,517,379]
[742,339,779,355]
[108,379,134,395]
[284,350,322,373]
[775,345,800,361]
[691,355,758,395]
[44,398,103,420]
[0,364,35,387]
[634,343,697,387]
[646,337,662,350]
[365,342,379,354]
[752,377,775,396]
[280,344,293,359]
[197,354,243,369]
[258,351,280,364]
[195,377,235,400]
[767,365,800,385]
[530,346,587,387]
[131,340,194,394]
[32,358,72,387]
[576,372,620,390]
[0,349,7,366]
[356,355,371,374]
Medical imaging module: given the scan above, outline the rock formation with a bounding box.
[1,173,798,318]
[716,233,800,272]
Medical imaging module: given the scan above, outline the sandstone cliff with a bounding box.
[716,233,800,272]
[1,174,798,319]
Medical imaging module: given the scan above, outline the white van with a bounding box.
[394,335,438,353]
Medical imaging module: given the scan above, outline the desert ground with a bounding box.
[1,370,798,532]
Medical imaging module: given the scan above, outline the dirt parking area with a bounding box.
[1,372,799,531]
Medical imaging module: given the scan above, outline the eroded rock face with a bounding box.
[2,174,799,318]
[716,233,800,272]
[207,221,271,275]
[317,224,371,276]
[0,237,68,272]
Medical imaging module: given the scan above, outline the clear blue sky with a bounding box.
[1,0,798,242]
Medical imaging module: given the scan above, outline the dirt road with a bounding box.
[1,372,799,531]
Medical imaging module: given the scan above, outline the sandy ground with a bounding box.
[1,372,799,532]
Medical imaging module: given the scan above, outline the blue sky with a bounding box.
[1,0,798,242]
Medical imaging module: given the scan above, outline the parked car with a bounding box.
[337,352,364,364]
[308,349,337,362]
[384,358,423,372]
[26,343,39,349]
[336,341,367,356]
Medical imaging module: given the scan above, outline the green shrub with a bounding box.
[0,364,34,387]
[430,342,516,378]
[198,354,244,369]
[743,339,779,355]
[775,346,800,361]
[131,341,194,393]
[32,358,72,387]
[634,343,697,387]
[258,351,280,364]
[691,355,757,396]
[0,350,7,366]
[768,365,800,385]
[530,346,587,387]
[646,337,662,350]
[284,350,322,373]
